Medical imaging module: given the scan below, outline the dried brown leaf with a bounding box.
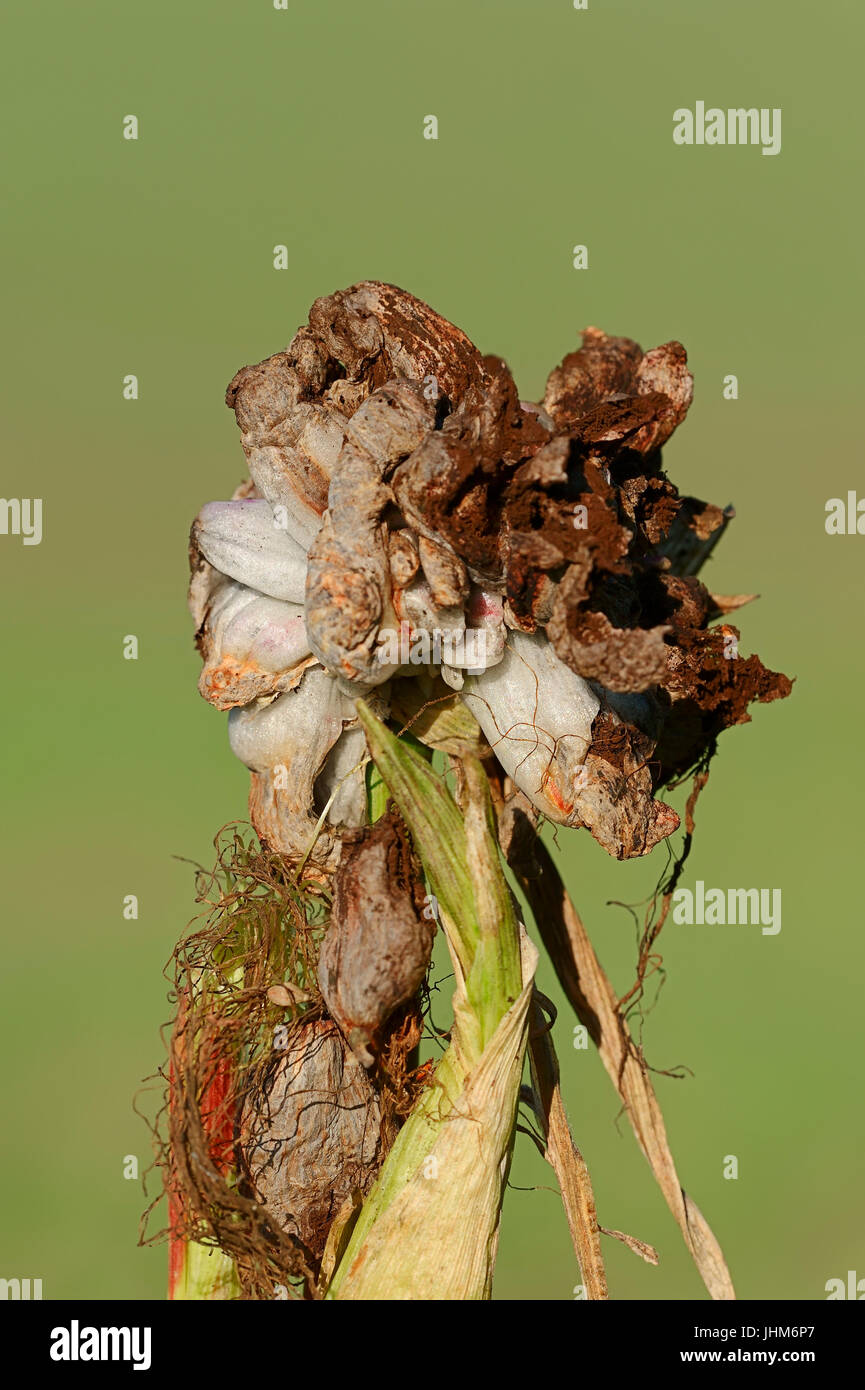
[599,1226,659,1266]
[528,994,608,1300]
[498,791,736,1301]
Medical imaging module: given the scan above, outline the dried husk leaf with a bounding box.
[600,1227,659,1265]
[498,789,736,1300]
[527,993,608,1300]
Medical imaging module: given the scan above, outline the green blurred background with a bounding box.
[1,0,861,1301]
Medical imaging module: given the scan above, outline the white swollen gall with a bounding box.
[462,630,599,823]
[197,579,314,709]
[193,499,308,603]
[227,666,365,864]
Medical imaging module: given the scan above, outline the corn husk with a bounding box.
[170,1241,242,1302]
[326,707,534,1300]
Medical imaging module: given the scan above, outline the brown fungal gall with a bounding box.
[239,1019,385,1261]
[317,809,434,1067]
[191,281,791,865]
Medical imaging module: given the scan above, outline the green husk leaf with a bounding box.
[171,1241,242,1301]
